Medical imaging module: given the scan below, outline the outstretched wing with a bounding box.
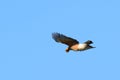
[52,33,79,46]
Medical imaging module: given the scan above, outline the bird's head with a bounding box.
[85,40,93,44]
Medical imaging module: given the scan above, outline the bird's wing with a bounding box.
[52,33,79,46]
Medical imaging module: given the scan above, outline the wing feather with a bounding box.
[52,33,79,46]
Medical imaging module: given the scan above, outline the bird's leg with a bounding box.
[65,48,69,52]
[65,47,70,52]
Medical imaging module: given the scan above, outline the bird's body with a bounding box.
[69,44,86,51]
[52,32,95,52]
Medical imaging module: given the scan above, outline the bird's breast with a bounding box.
[70,44,87,51]
[78,44,87,50]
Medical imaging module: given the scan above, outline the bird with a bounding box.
[52,32,95,52]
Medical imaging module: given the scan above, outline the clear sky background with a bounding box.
[0,0,120,80]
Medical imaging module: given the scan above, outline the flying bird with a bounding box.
[52,33,95,52]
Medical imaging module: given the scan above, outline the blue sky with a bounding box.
[0,0,120,80]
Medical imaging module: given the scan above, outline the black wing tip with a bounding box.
[52,32,60,37]
[52,32,64,35]
[52,32,67,42]
[52,32,67,39]
[52,32,61,42]
[52,32,60,36]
